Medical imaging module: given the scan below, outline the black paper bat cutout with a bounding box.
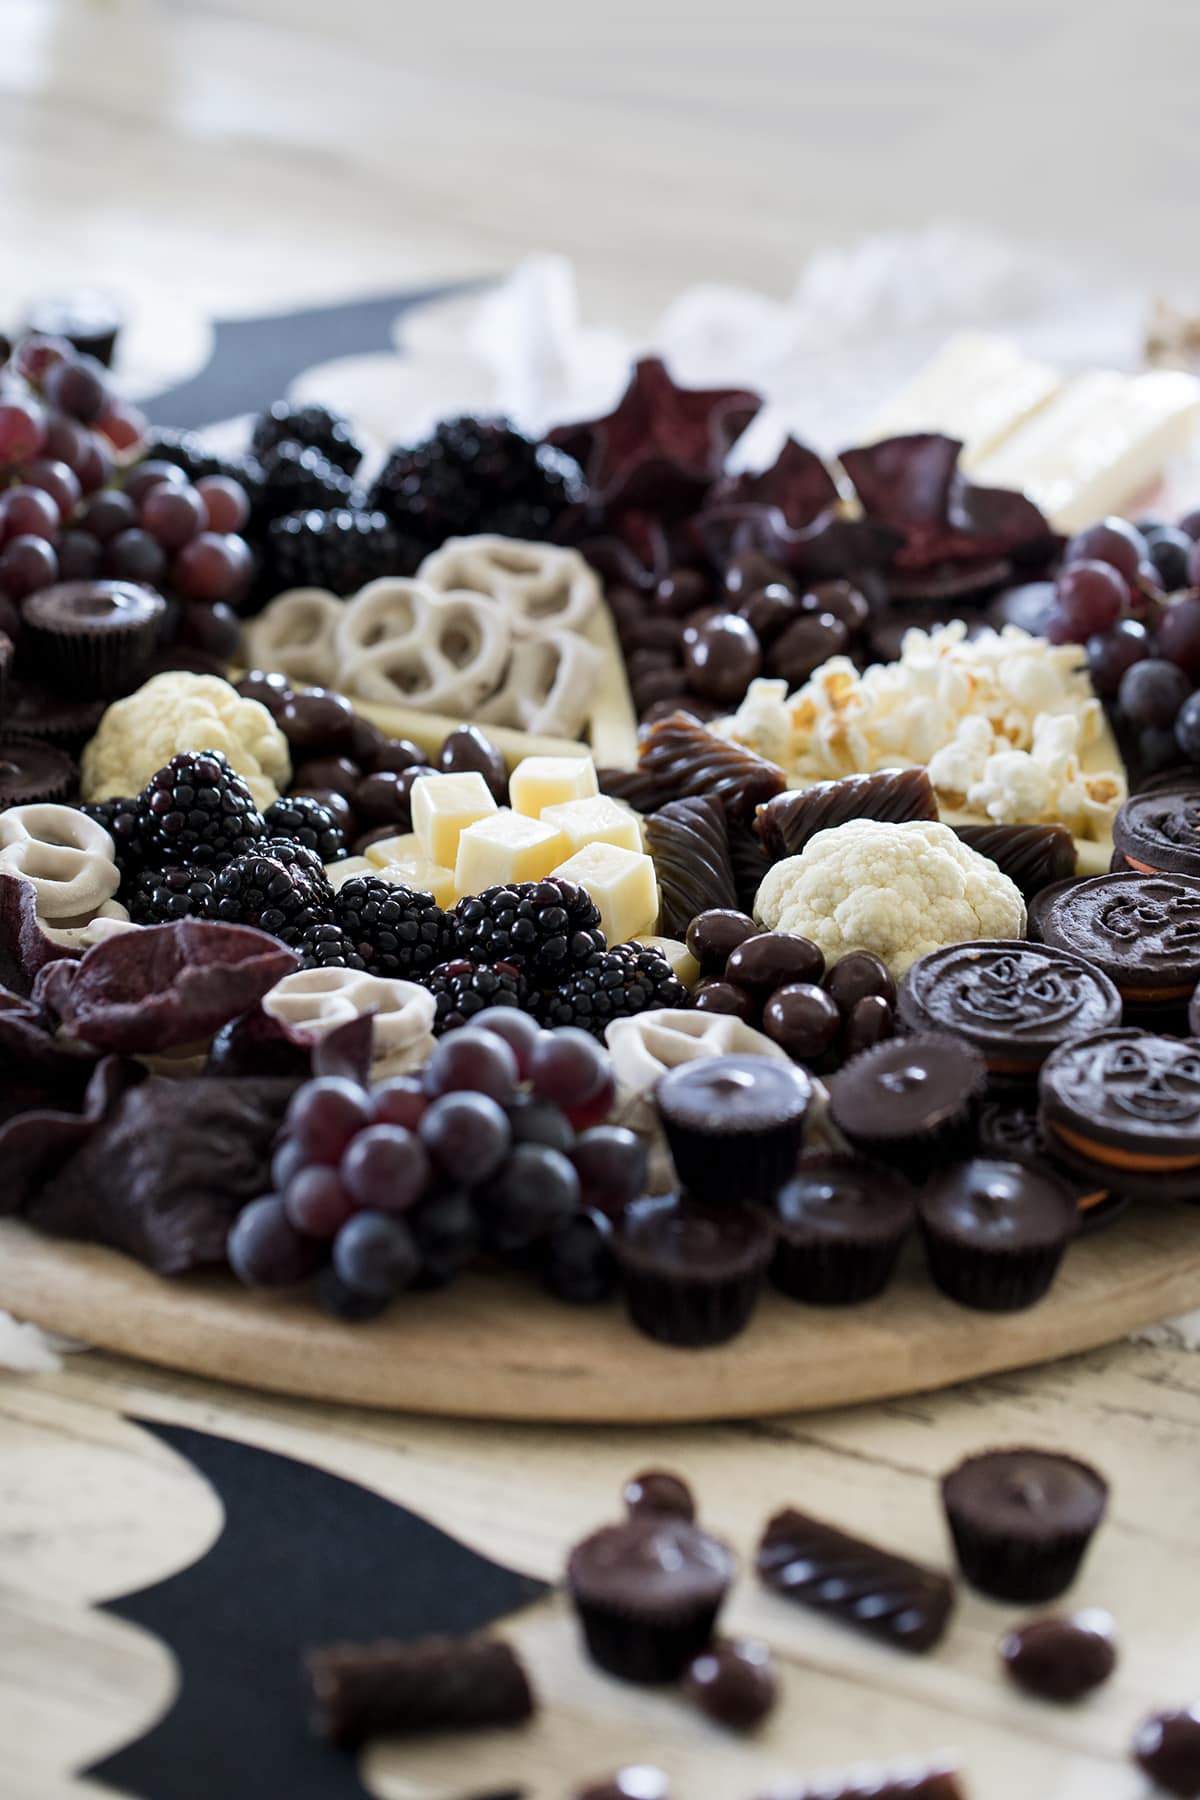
[87,1418,547,1800]
[141,282,481,432]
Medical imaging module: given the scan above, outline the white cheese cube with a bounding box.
[411,771,497,867]
[641,934,700,988]
[325,855,375,892]
[859,331,1063,469]
[455,809,569,895]
[552,842,658,946]
[540,793,642,855]
[510,754,598,817]
[364,832,456,907]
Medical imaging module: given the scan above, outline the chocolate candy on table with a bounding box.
[940,1447,1108,1603]
[684,1637,778,1731]
[762,982,841,1062]
[612,1192,776,1347]
[898,940,1122,1085]
[21,579,166,698]
[756,769,938,861]
[1133,1707,1200,1797]
[952,822,1076,898]
[682,610,763,703]
[305,1632,534,1744]
[623,1469,695,1522]
[1036,871,1200,1017]
[1038,1027,1200,1203]
[824,949,896,1013]
[645,793,738,939]
[918,1157,1079,1312]
[638,710,787,822]
[692,979,759,1024]
[998,1609,1118,1701]
[686,907,758,974]
[566,1510,736,1682]
[1112,786,1200,878]
[576,1768,670,1800]
[757,1507,954,1653]
[656,1054,813,1208]
[771,1151,916,1305]
[725,930,825,996]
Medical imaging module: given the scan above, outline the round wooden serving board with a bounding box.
[4,1209,1199,1423]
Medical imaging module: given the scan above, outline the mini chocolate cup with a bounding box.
[613,1193,775,1348]
[920,1229,1070,1312]
[941,1448,1108,1604]
[771,1233,908,1306]
[572,1593,724,1684]
[22,580,166,698]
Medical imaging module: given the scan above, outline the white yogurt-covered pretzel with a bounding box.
[42,901,140,950]
[0,804,120,922]
[336,577,510,713]
[477,628,603,737]
[419,536,601,638]
[262,966,437,1078]
[241,588,342,686]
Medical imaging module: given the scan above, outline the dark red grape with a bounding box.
[1138,725,1185,778]
[1175,691,1200,763]
[1064,517,1145,581]
[507,1095,574,1153]
[80,488,137,543]
[1189,539,1200,590]
[271,1136,306,1191]
[477,1144,581,1252]
[410,1188,479,1286]
[3,485,59,540]
[1086,619,1150,696]
[421,1028,519,1105]
[371,1074,428,1129]
[124,459,188,505]
[74,432,113,495]
[173,530,253,603]
[174,599,240,660]
[340,1123,430,1212]
[103,526,167,585]
[42,413,89,472]
[528,1027,608,1110]
[286,1075,372,1163]
[1157,596,1200,679]
[283,1165,355,1237]
[1180,509,1200,543]
[196,474,250,534]
[0,399,46,468]
[1117,657,1192,728]
[988,581,1057,636]
[419,1091,511,1183]
[142,482,206,549]
[227,1195,321,1287]
[22,456,82,523]
[12,335,70,385]
[317,1267,391,1321]
[474,1006,542,1075]
[1145,527,1193,591]
[1054,560,1128,637]
[0,534,57,599]
[570,1126,648,1216]
[563,1069,616,1131]
[540,1208,617,1304]
[43,354,108,424]
[95,397,147,453]
[55,528,102,580]
[333,1209,420,1298]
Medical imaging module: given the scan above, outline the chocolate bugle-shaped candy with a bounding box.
[757,1507,954,1652]
[646,793,738,938]
[952,822,1076,897]
[638,710,786,822]
[306,1633,534,1745]
[756,769,938,860]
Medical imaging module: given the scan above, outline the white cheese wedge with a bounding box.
[454,809,568,894]
[858,331,1062,469]
[552,842,658,947]
[540,793,643,855]
[973,369,1200,533]
[510,754,598,817]
[363,833,456,907]
[410,771,497,868]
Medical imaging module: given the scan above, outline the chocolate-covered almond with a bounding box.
[726,930,825,995]
[436,724,508,803]
[682,611,762,702]
[999,1610,1117,1701]
[686,908,758,974]
[623,1469,695,1522]
[762,983,841,1061]
[1133,1707,1200,1796]
[684,1638,777,1731]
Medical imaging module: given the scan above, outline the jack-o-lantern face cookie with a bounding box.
[1037,872,1200,1009]
[1111,786,1200,879]
[899,941,1121,1081]
[1038,1028,1200,1200]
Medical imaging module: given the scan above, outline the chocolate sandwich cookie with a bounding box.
[566,1511,735,1682]
[22,580,166,698]
[1112,787,1200,879]
[655,1054,812,1207]
[918,1157,1078,1311]
[977,1101,1125,1231]
[0,736,76,808]
[940,1446,1108,1602]
[899,940,1121,1087]
[613,1192,775,1347]
[827,1033,987,1180]
[1037,871,1200,1020]
[1038,1028,1200,1202]
[770,1152,915,1305]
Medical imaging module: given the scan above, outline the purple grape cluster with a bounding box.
[226,1012,648,1320]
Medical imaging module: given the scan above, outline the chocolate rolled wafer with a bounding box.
[306,1632,534,1745]
[727,817,772,912]
[952,822,1076,898]
[757,1508,954,1652]
[756,769,937,860]
[757,1756,965,1799]
[645,793,737,938]
[638,710,786,822]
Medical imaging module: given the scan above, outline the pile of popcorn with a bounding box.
[718,623,1126,840]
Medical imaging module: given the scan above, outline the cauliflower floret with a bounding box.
[81,673,291,808]
[753,818,1026,977]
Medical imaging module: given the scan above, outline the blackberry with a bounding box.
[136,751,267,870]
[126,864,217,925]
[250,401,365,476]
[298,920,366,970]
[211,838,335,944]
[80,796,145,880]
[420,958,529,1036]
[264,794,347,862]
[334,875,455,979]
[264,508,421,597]
[368,417,586,553]
[451,879,605,987]
[257,441,363,523]
[141,429,264,507]
[537,942,688,1036]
